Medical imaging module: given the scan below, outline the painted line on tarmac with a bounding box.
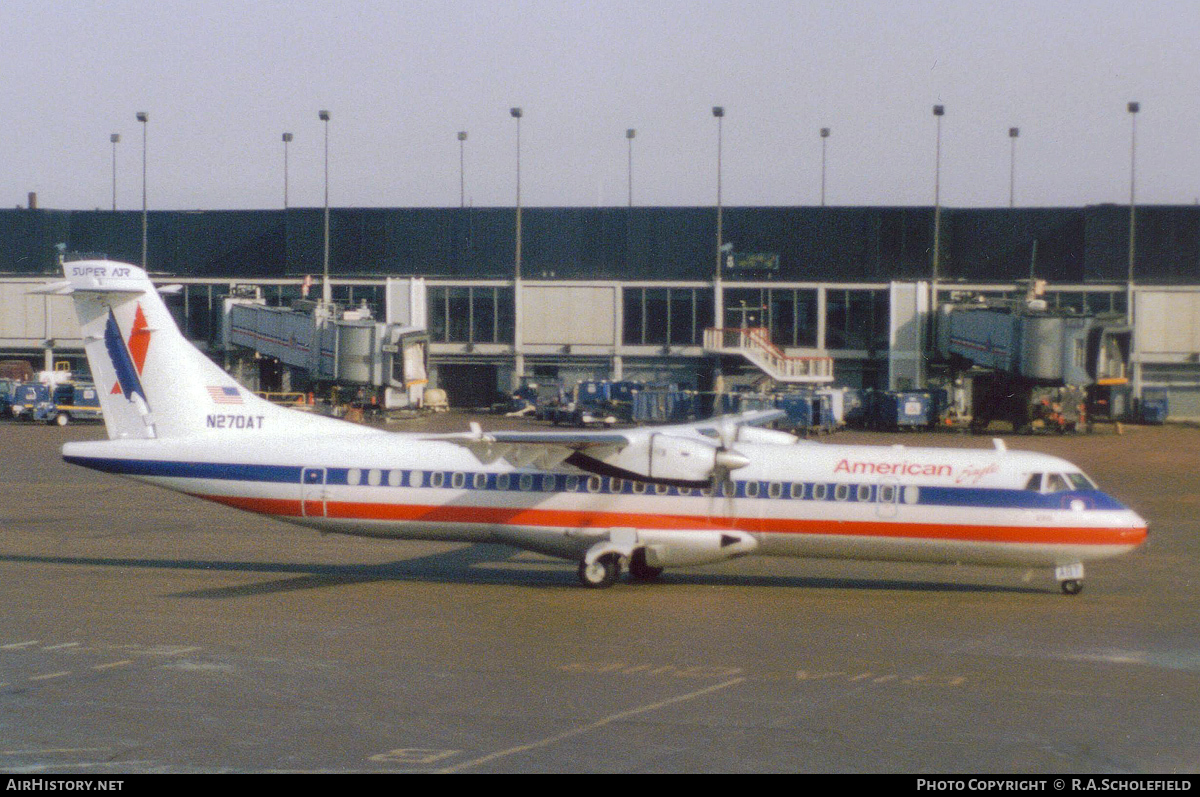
[28,671,72,681]
[91,660,133,671]
[435,676,746,773]
[1,641,41,650]
[2,747,112,756]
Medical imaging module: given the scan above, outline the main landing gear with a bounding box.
[578,554,622,588]
[1055,562,1085,595]
[577,546,664,588]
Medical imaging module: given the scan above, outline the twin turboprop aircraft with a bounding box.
[46,260,1147,593]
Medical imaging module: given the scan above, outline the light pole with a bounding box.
[713,106,724,329]
[626,128,636,271]
[929,104,944,380]
[932,105,944,287]
[136,112,148,268]
[1127,102,1139,306]
[282,132,293,273]
[1127,101,1140,398]
[820,127,830,206]
[457,131,467,208]
[1008,127,1019,208]
[626,128,636,208]
[511,107,523,383]
[282,132,293,209]
[319,110,331,305]
[110,133,119,211]
[511,108,522,283]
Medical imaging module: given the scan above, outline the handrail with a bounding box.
[703,327,834,381]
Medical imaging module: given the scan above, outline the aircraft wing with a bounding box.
[422,408,790,485]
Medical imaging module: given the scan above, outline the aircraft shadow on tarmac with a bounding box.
[0,545,1046,597]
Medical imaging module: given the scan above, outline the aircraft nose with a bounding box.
[1123,511,1149,545]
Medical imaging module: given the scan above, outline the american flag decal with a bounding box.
[207,385,243,404]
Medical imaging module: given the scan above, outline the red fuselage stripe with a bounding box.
[194,493,1147,547]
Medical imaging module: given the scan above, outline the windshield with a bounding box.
[1066,472,1096,490]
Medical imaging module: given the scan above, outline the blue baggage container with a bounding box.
[871,390,933,430]
[1138,388,1168,424]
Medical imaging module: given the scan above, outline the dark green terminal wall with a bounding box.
[3,204,1198,284]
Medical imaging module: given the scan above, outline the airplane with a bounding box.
[43,260,1147,594]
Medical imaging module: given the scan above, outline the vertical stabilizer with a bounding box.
[60,259,367,440]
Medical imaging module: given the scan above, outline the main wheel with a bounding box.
[578,553,621,589]
[628,549,664,581]
[1060,579,1083,595]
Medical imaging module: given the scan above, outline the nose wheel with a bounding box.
[1055,563,1085,595]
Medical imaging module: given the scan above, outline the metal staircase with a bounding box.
[703,327,834,383]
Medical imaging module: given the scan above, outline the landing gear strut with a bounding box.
[628,549,664,581]
[578,553,621,588]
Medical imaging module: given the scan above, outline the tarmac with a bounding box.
[1,415,1197,773]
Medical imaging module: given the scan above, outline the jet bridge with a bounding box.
[937,283,1131,431]
[222,278,428,409]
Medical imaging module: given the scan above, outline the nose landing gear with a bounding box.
[1055,562,1085,595]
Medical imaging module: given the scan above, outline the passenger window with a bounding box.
[745,481,760,498]
[1025,473,1042,491]
[519,474,533,491]
[541,475,556,492]
[1046,473,1069,492]
[834,484,850,501]
[768,482,782,499]
[473,473,487,489]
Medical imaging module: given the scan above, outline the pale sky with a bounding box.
[3,0,1198,211]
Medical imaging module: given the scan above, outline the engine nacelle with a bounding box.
[640,529,758,567]
[582,433,749,485]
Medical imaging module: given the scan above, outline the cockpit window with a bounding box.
[1024,473,1042,491]
[1066,473,1095,490]
[1045,473,1070,492]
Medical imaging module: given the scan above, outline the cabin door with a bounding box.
[301,467,328,517]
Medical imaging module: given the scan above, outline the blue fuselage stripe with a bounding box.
[62,455,1129,512]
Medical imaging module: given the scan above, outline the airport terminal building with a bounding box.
[2,204,1200,416]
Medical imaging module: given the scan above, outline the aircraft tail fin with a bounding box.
[57,259,358,440]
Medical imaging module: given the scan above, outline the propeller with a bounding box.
[709,416,749,519]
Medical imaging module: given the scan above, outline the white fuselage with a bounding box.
[63,431,1148,570]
